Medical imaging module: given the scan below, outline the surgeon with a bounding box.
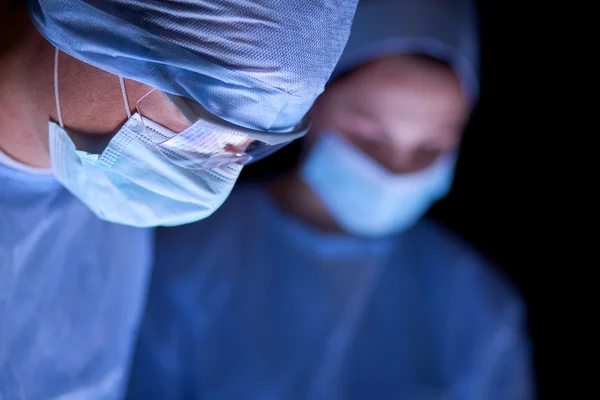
[0,0,356,398]
[127,0,535,399]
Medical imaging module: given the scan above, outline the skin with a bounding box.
[0,5,188,169]
[268,54,471,233]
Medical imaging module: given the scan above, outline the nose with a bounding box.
[379,129,460,174]
[378,148,439,174]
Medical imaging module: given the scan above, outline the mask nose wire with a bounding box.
[53,47,64,129]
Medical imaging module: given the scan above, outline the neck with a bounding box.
[266,171,344,234]
[0,23,55,168]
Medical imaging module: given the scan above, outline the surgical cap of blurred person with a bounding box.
[333,0,479,100]
[26,0,357,132]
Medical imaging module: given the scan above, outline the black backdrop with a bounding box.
[240,0,542,394]
[430,1,542,392]
[431,1,542,393]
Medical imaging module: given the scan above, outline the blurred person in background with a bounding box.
[0,0,357,398]
[127,0,535,399]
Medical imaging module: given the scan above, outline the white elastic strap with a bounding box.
[119,77,132,119]
[54,48,64,129]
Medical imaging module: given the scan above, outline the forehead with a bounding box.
[329,55,468,127]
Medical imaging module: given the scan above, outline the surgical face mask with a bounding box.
[49,50,242,228]
[49,116,242,228]
[301,132,456,237]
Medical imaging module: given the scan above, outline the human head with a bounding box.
[307,0,479,173]
[0,0,357,226]
[308,54,469,174]
[26,0,357,131]
[269,0,480,237]
[2,5,216,167]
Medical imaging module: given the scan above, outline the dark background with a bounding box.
[431,1,542,394]
[241,0,543,395]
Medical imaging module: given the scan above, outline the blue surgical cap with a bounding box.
[333,0,480,102]
[26,0,357,131]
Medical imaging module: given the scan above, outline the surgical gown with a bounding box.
[127,186,534,399]
[0,162,153,399]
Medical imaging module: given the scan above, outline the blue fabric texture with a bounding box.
[127,186,534,399]
[26,0,357,131]
[0,164,153,399]
[333,0,480,102]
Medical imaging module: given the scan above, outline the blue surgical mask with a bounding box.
[301,132,456,237]
[49,115,242,228]
[49,50,242,228]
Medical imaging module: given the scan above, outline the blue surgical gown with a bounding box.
[0,164,153,399]
[127,186,534,399]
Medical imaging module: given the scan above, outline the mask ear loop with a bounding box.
[53,48,64,129]
[119,77,132,119]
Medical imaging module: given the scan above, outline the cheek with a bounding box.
[58,54,130,135]
[122,80,155,114]
[132,86,190,133]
